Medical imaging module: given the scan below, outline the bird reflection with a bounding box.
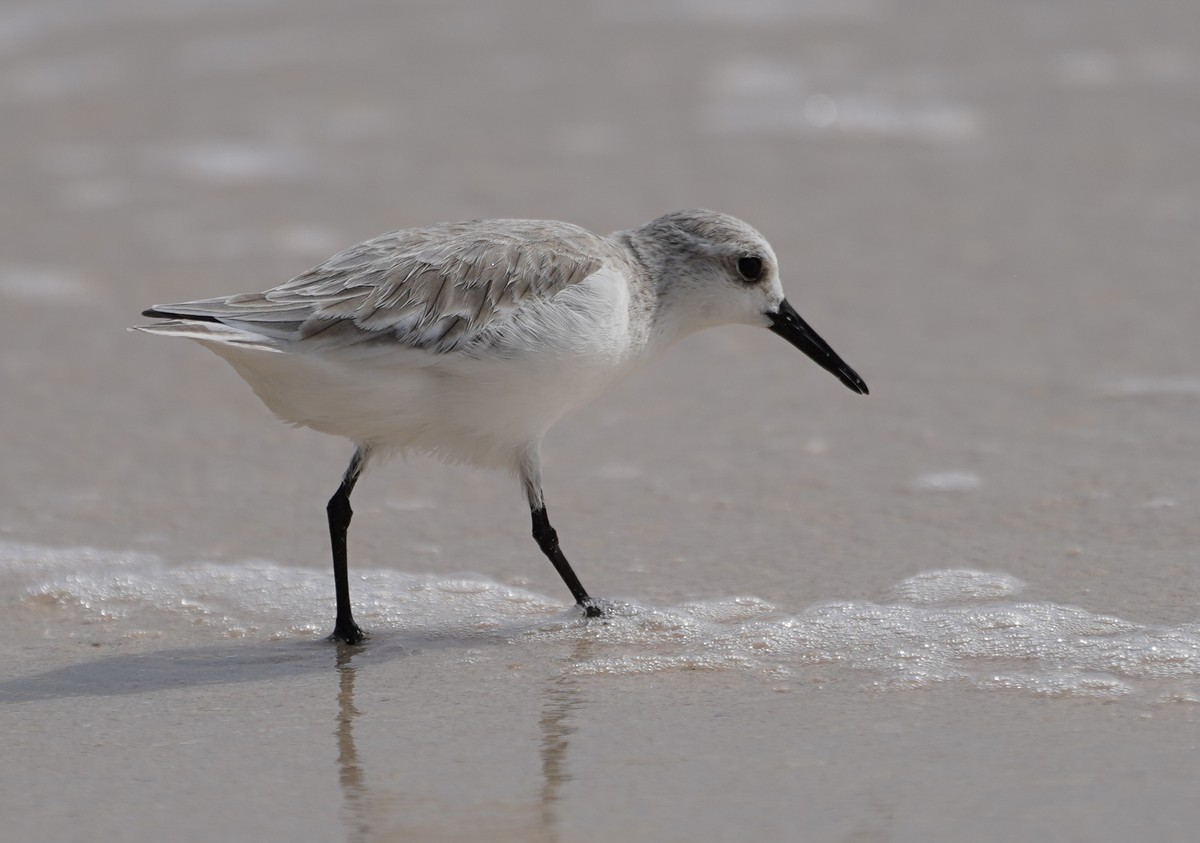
[536,636,597,842]
[331,633,596,842]
[335,643,370,843]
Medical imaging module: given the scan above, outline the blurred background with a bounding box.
[3,0,1197,614]
[2,0,1198,840]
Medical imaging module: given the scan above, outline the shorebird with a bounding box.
[136,210,867,643]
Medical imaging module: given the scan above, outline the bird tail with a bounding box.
[129,318,286,353]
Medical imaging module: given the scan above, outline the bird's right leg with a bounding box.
[328,446,370,644]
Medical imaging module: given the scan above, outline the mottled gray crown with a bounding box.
[634,209,769,260]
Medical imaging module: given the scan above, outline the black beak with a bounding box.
[767,299,868,395]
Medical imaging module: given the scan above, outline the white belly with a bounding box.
[199,268,649,469]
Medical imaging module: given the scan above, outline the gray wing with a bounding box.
[142,219,609,354]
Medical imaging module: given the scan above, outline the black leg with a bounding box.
[531,505,602,618]
[328,448,369,643]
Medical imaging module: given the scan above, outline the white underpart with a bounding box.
[151,265,647,470]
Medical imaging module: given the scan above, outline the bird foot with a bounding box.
[581,601,604,619]
[328,620,368,645]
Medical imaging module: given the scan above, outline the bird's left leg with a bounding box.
[518,446,602,617]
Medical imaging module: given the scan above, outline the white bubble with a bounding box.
[908,471,982,492]
[8,541,1199,701]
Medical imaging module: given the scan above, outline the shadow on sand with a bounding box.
[1,631,470,704]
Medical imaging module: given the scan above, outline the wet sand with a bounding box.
[2,0,1198,840]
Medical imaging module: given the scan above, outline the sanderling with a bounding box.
[136,210,867,643]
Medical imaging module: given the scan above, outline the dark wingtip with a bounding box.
[140,307,220,323]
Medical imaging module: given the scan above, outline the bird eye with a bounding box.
[736,255,765,283]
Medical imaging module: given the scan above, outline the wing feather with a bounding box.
[142,219,612,354]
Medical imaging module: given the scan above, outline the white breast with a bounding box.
[198,264,649,470]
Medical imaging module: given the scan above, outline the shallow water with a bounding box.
[9,542,1199,704]
[3,0,1200,839]
[4,543,1199,843]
